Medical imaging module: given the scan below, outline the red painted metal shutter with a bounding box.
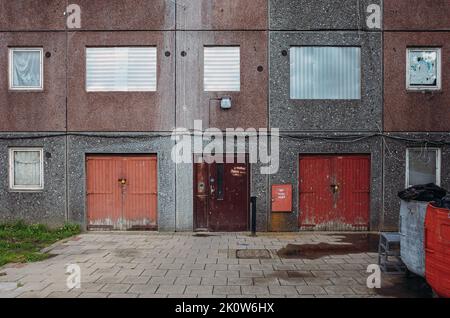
[86,155,157,230]
[299,155,370,231]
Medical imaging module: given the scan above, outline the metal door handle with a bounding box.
[118,178,127,185]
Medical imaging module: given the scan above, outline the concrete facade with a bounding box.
[0,1,448,232]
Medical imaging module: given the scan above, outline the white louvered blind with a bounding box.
[86,47,157,92]
[290,47,361,100]
[204,46,240,92]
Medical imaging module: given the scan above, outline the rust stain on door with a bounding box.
[86,155,157,230]
[299,155,370,231]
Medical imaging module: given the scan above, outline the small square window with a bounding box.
[9,148,44,191]
[9,48,44,90]
[86,47,157,92]
[406,148,441,188]
[407,48,441,90]
[204,46,240,92]
[290,47,361,100]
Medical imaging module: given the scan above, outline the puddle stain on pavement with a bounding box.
[277,233,379,260]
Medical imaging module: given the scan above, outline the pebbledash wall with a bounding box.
[0,0,449,232]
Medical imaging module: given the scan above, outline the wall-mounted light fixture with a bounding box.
[220,97,232,109]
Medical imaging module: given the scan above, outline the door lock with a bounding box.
[118,178,127,185]
[330,184,339,193]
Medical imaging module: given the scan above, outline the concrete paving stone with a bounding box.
[78,292,109,298]
[201,277,227,286]
[273,264,297,271]
[182,264,205,270]
[263,270,289,279]
[139,293,167,298]
[46,291,82,298]
[79,283,106,292]
[253,277,280,286]
[239,270,264,278]
[121,275,150,285]
[174,277,201,286]
[304,278,333,286]
[335,270,365,278]
[250,264,275,271]
[213,286,241,295]
[269,285,298,295]
[149,276,176,285]
[297,286,327,295]
[166,269,191,277]
[228,265,251,271]
[241,286,270,295]
[158,263,183,270]
[227,277,253,286]
[330,277,360,286]
[237,259,261,265]
[195,258,218,265]
[339,264,366,270]
[100,284,131,293]
[185,285,213,295]
[128,284,158,294]
[311,270,338,278]
[227,294,257,298]
[279,278,307,286]
[96,275,126,284]
[350,285,377,295]
[190,270,216,278]
[16,291,51,298]
[205,264,228,271]
[325,285,355,295]
[108,293,139,298]
[157,284,186,294]
[141,269,168,277]
[215,270,239,278]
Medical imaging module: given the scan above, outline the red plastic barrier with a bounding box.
[425,204,450,298]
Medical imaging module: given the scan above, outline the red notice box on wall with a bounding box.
[271,184,293,212]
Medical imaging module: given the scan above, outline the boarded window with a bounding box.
[9,148,44,191]
[406,149,441,187]
[290,47,361,100]
[407,48,441,90]
[86,47,157,92]
[9,48,43,90]
[204,46,240,92]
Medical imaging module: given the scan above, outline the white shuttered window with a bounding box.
[290,47,361,100]
[86,47,157,92]
[204,46,240,92]
[9,148,44,191]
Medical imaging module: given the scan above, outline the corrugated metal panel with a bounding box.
[86,47,157,92]
[86,155,157,230]
[204,46,240,92]
[299,155,370,231]
[290,47,361,99]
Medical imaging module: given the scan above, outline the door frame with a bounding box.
[298,153,372,231]
[85,153,159,231]
[193,154,250,232]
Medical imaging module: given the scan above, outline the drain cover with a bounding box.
[236,249,271,259]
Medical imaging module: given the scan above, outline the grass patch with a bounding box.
[0,221,80,267]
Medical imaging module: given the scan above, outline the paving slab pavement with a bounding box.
[0,232,431,298]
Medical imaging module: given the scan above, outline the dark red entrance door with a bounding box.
[299,155,370,231]
[194,156,249,232]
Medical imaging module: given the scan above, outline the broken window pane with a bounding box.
[408,49,440,88]
[407,149,439,187]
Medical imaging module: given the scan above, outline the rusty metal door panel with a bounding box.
[87,156,122,230]
[122,157,158,230]
[299,155,370,231]
[194,155,249,232]
[86,155,158,231]
[299,157,334,229]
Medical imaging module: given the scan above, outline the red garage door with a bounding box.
[299,155,370,231]
[86,155,157,230]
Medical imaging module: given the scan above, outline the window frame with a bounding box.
[8,47,44,91]
[289,46,362,100]
[405,148,441,188]
[406,47,442,91]
[85,46,158,92]
[9,147,45,191]
[203,45,241,92]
